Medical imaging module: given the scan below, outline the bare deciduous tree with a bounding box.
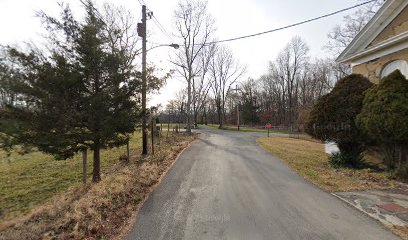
[324,0,383,78]
[254,38,336,127]
[172,0,215,134]
[276,36,309,125]
[102,3,140,69]
[325,0,384,55]
[209,45,245,128]
[192,44,215,127]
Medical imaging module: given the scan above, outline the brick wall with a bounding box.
[352,48,408,83]
[369,6,408,47]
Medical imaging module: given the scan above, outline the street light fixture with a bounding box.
[169,43,179,49]
[147,43,179,52]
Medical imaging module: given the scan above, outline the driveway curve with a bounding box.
[126,126,399,240]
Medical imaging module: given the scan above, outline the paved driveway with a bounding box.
[127,126,399,240]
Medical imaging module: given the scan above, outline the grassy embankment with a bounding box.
[0,131,196,239]
[0,131,142,220]
[257,136,402,192]
[206,124,289,134]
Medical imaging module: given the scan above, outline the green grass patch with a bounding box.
[0,133,196,239]
[0,131,142,219]
[205,124,288,134]
[156,123,188,130]
[257,136,398,192]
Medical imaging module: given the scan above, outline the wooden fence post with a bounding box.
[126,139,130,162]
[167,123,170,138]
[151,119,155,155]
[82,149,87,184]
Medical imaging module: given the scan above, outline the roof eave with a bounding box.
[338,31,408,64]
[336,0,407,63]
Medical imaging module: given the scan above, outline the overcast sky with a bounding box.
[0,0,363,107]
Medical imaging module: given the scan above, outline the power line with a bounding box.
[135,0,175,42]
[79,0,106,24]
[198,0,377,46]
[137,0,146,6]
[151,15,174,42]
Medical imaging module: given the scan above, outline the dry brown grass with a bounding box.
[388,225,408,240]
[0,133,196,240]
[257,136,403,192]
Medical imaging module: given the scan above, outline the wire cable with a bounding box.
[137,0,146,7]
[151,15,174,42]
[136,0,174,42]
[79,0,106,24]
[197,0,377,46]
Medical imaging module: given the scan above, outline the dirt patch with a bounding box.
[0,133,197,240]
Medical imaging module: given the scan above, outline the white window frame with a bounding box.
[380,60,408,79]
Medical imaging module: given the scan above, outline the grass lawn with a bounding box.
[0,132,196,239]
[257,136,400,192]
[0,131,143,220]
[156,123,190,131]
[206,124,289,134]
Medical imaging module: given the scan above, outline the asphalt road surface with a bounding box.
[127,126,399,240]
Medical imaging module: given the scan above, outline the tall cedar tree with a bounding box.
[0,3,141,182]
[305,74,373,165]
[242,98,259,124]
[356,70,408,168]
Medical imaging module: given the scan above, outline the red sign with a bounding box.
[265,123,272,129]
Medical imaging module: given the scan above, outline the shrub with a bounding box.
[395,162,408,180]
[329,152,363,168]
[356,70,408,170]
[306,74,373,166]
[295,107,311,131]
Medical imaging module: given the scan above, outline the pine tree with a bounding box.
[0,2,141,182]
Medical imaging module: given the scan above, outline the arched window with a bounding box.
[380,60,408,79]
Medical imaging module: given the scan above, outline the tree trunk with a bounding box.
[186,79,192,134]
[194,112,198,128]
[203,106,207,125]
[384,144,397,169]
[93,142,101,182]
[399,145,407,168]
[217,106,222,128]
[126,140,130,163]
[82,149,87,184]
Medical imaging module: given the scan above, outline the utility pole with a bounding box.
[138,5,148,155]
[233,84,241,131]
[237,100,240,131]
[137,5,178,155]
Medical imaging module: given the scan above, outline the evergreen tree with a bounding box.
[0,3,141,182]
[306,74,373,166]
[356,70,408,168]
[241,97,259,124]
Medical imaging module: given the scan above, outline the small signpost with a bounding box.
[265,123,272,137]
